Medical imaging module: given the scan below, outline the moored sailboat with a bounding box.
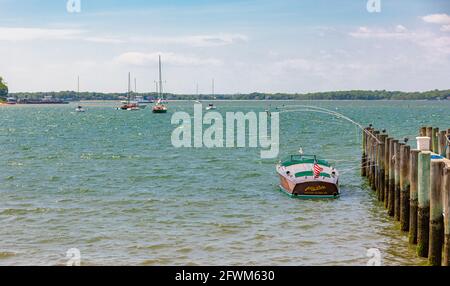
[118,72,140,111]
[152,55,168,114]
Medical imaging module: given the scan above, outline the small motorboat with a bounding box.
[6,97,17,105]
[75,106,85,112]
[276,154,340,199]
[206,103,217,110]
[118,103,139,111]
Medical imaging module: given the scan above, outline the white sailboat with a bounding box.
[152,55,168,114]
[118,72,140,111]
[75,76,85,112]
[205,79,217,110]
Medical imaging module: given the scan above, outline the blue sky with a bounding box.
[0,0,449,93]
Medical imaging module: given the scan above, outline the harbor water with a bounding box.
[1,100,449,265]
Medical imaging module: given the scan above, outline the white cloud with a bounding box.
[349,25,450,54]
[395,25,407,33]
[115,52,223,67]
[274,58,314,71]
[0,26,248,48]
[349,26,413,40]
[129,34,248,47]
[84,37,125,44]
[422,13,450,25]
[0,27,83,41]
[440,25,450,32]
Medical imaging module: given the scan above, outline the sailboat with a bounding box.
[75,76,85,112]
[118,72,139,111]
[205,79,217,110]
[152,55,168,114]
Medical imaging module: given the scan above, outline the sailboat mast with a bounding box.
[212,78,215,98]
[77,76,80,94]
[159,55,163,99]
[128,72,131,104]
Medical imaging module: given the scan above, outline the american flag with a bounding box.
[313,162,324,178]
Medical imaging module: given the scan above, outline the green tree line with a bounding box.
[0,76,8,101]
[9,89,450,101]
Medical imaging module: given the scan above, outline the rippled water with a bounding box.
[1,100,449,266]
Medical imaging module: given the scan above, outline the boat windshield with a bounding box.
[281,155,330,167]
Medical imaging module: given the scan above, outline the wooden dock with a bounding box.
[362,126,450,266]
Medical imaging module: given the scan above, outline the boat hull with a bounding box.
[152,109,167,113]
[278,175,339,199]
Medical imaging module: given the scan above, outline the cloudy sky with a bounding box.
[0,0,449,94]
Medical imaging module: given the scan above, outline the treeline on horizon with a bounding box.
[9,89,450,101]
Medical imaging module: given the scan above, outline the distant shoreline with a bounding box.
[8,89,450,101]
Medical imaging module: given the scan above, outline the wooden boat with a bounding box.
[152,55,168,114]
[276,154,340,199]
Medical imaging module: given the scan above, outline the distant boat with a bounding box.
[152,55,168,114]
[206,103,216,110]
[118,72,140,111]
[205,79,217,110]
[276,154,340,199]
[75,106,85,112]
[133,96,152,109]
[18,96,69,104]
[6,97,17,105]
[152,99,168,113]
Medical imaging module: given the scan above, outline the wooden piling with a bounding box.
[443,166,450,266]
[417,151,431,258]
[409,150,420,244]
[438,130,447,157]
[420,126,427,137]
[364,127,372,178]
[362,128,368,177]
[400,144,411,231]
[367,130,373,183]
[371,131,380,190]
[378,136,387,202]
[428,160,445,266]
[432,128,439,154]
[388,140,397,217]
[384,137,392,209]
[394,142,403,221]
[447,129,450,160]
[426,127,433,150]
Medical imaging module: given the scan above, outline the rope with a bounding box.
[276,105,383,144]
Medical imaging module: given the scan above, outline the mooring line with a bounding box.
[276,105,383,144]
